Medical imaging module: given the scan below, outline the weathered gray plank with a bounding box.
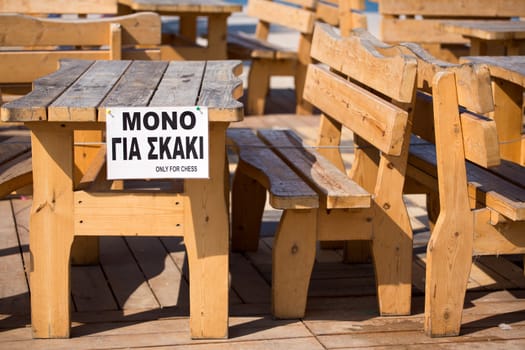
[1,60,94,122]
[48,60,131,121]
[198,60,244,121]
[149,60,206,107]
[99,60,168,111]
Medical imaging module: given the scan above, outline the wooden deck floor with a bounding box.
[2,90,525,349]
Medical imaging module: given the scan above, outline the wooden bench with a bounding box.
[228,22,417,318]
[0,0,118,16]
[0,11,162,194]
[375,0,525,61]
[460,56,525,166]
[0,12,161,101]
[394,42,525,336]
[228,0,368,116]
[227,0,317,115]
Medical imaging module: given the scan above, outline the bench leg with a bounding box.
[29,124,75,338]
[183,123,229,339]
[371,145,412,315]
[246,59,270,115]
[272,209,316,318]
[424,71,473,337]
[294,61,313,115]
[371,200,413,316]
[231,167,266,252]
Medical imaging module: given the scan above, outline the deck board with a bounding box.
[1,93,525,348]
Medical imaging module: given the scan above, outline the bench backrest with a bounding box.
[0,12,161,100]
[377,0,525,61]
[315,0,367,36]
[304,22,417,193]
[396,43,501,168]
[247,0,317,37]
[0,0,118,15]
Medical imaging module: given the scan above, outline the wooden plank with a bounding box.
[0,318,321,349]
[0,0,118,14]
[441,20,525,40]
[1,59,94,121]
[409,144,525,221]
[401,43,494,114]
[0,13,160,47]
[318,326,525,348]
[258,129,371,209]
[0,51,113,85]
[229,253,271,304]
[49,60,131,121]
[98,60,168,118]
[381,18,468,44]
[227,128,318,209]
[0,136,31,163]
[378,0,525,17]
[125,237,189,308]
[424,71,474,337]
[118,0,242,13]
[311,23,417,103]
[74,191,185,236]
[247,0,316,34]
[99,236,159,310]
[304,63,409,156]
[28,123,75,338]
[198,60,244,122]
[148,60,205,107]
[71,265,118,312]
[462,56,525,88]
[0,150,32,198]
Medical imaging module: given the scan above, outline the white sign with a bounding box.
[105,106,209,179]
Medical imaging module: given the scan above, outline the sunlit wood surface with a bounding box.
[1,90,525,348]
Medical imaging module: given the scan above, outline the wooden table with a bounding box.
[118,0,243,60]
[460,55,525,165]
[441,20,525,55]
[0,59,243,339]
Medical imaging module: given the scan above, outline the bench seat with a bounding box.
[0,135,32,198]
[228,23,417,319]
[408,139,525,221]
[227,32,297,60]
[228,128,319,210]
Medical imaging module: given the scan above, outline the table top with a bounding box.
[0,59,244,123]
[441,20,525,40]
[461,55,525,87]
[118,0,242,13]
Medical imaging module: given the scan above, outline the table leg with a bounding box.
[183,123,229,339]
[207,14,229,59]
[29,123,75,338]
[180,14,198,43]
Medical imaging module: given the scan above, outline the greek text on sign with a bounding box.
[106,107,209,179]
